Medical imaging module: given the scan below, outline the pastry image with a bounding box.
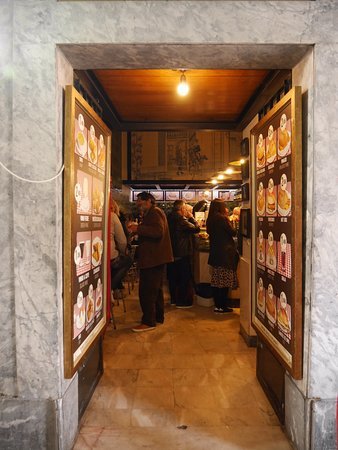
[266,125,277,163]
[267,192,276,213]
[92,237,103,266]
[278,113,291,156]
[278,307,290,333]
[257,230,265,263]
[92,187,104,215]
[266,231,276,270]
[277,292,291,333]
[256,134,265,167]
[257,278,265,310]
[278,173,291,215]
[88,138,97,164]
[266,178,276,214]
[76,310,85,329]
[279,129,290,150]
[266,284,276,322]
[257,182,265,215]
[86,297,95,323]
[88,125,98,164]
[75,114,87,157]
[77,131,85,146]
[278,189,291,212]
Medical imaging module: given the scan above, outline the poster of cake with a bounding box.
[251,87,302,379]
[63,86,111,378]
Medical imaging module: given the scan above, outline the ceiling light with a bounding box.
[229,159,245,167]
[217,174,225,180]
[177,70,189,96]
[224,168,234,175]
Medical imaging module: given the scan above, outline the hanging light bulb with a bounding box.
[177,70,189,96]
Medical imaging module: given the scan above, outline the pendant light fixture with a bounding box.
[177,70,189,96]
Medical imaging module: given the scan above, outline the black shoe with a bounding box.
[218,307,233,313]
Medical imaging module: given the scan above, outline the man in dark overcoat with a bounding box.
[128,192,173,332]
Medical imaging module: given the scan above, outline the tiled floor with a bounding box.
[74,285,292,450]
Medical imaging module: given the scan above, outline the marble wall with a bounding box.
[1,1,338,449]
[0,0,16,397]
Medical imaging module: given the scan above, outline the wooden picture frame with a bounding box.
[181,190,196,202]
[251,86,303,379]
[150,191,164,201]
[63,86,111,378]
[165,191,180,201]
[132,190,144,201]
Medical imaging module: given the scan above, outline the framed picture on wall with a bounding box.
[165,191,180,201]
[132,191,144,201]
[150,191,164,201]
[218,191,231,201]
[197,190,212,201]
[181,191,196,202]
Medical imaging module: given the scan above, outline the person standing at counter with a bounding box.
[128,192,173,332]
[206,199,239,313]
[167,200,200,308]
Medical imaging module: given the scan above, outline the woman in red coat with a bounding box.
[206,199,239,313]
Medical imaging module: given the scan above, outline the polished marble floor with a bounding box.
[74,285,292,450]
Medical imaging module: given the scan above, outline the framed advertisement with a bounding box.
[181,190,196,202]
[251,86,302,379]
[63,86,111,378]
[165,191,180,201]
[132,190,144,201]
[150,191,164,201]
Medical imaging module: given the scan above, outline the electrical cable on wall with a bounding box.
[0,160,64,183]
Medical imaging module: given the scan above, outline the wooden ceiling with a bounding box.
[93,69,271,125]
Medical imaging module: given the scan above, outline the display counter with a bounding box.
[193,233,240,301]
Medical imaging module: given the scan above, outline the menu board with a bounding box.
[251,87,302,379]
[63,86,111,378]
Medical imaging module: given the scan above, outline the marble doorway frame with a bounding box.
[56,41,313,444]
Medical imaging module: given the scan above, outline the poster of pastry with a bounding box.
[266,177,278,217]
[63,86,111,378]
[251,87,302,379]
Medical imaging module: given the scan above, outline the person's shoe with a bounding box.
[170,302,176,306]
[218,307,233,313]
[214,307,221,313]
[132,324,156,332]
[176,305,193,309]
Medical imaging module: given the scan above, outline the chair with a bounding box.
[110,291,117,329]
[124,245,138,294]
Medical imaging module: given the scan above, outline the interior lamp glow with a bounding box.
[177,71,189,96]
[211,179,218,185]
[224,168,234,175]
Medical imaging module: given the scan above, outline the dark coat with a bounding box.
[207,213,238,269]
[136,206,174,269]
[167,211,200,257]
